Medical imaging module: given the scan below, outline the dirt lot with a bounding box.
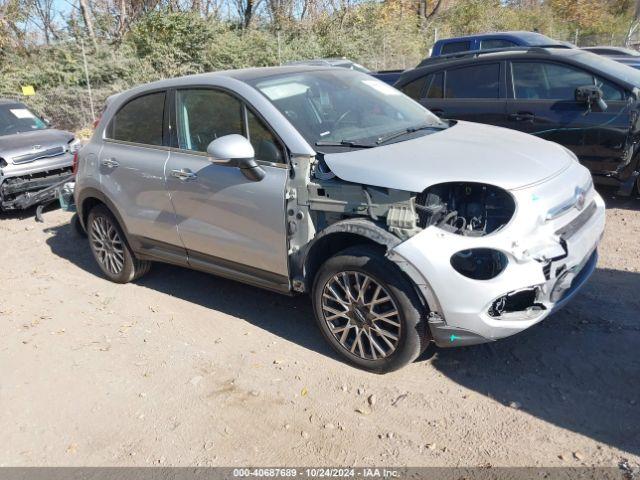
[0,188,638,469]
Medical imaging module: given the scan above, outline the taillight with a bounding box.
[72,151,79,175]
[92,116,101,129]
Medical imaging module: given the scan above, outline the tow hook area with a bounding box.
[488,287,545,318]
[428,313,490,347]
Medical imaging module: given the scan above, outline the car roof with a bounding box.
[435,31,556,44]
[0,98,24,105]
[398,47,640,90]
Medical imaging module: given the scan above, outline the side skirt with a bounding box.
[134,236,292,295]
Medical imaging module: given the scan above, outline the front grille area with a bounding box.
[12,146,66,164]
[554,201,597,240]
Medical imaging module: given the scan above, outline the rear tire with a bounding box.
[312,245,429,373]
[87,205,150,283]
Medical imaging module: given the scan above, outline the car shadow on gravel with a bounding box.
[597,186,640,211]
[427,267,640,456]
[43,220,336,361]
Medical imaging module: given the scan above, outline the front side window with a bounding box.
[441,41,471,55]
[446,63,500,99]
[249,70,445,148]
[176,89,243,152]
[401,76,427,100]
[512,62,625,101]
[0,103,48,136]
[176,88,285,163]
[110,92,165,146]
[426,72,444,99]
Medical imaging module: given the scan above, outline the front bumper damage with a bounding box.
[388,169,606,347]
[0,153,74,211]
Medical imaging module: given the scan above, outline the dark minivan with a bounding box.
[395,47,640,194]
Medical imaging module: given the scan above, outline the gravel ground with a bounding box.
[0,188,638,468]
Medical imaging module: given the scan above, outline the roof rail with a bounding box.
[416,45,558,68]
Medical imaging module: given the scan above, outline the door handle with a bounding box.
[171,168,198,181]
[509,112,535,122]
[101,158,119,168]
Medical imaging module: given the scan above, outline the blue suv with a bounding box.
[431,31,571,57]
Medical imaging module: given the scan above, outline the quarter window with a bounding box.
[445,64,500,99]
[512,62,625,101]
[109,92,165,146]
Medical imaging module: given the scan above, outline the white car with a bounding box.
[74,66,605,372]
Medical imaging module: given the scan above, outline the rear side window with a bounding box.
[445,64,500,98]
[401,76,427,100]
[512,62,625,101]
[109,92,165,146]
[480,39,516,50]
[441,41,471,55]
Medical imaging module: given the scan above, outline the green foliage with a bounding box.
[1,0,637,132]
[127,11,215,76]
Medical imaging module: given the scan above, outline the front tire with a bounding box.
[87,205,150,283]
[312,245,429,373]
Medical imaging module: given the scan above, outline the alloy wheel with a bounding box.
[321,271,401,360]
[90,216,125,275]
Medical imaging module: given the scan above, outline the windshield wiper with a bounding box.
[315,139,375,148]
[376,123,445,145]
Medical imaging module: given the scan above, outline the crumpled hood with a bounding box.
[322,121,574,192]
[0,129,74,163]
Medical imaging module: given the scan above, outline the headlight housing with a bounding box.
[415,182,515,236]
[67,138,81,154]
[450,248,508,280]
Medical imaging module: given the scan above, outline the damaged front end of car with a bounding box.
[284,145,604,349]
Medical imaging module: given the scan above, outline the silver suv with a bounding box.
[75,66,605,372]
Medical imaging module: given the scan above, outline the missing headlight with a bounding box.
[450,248,508,280]
[416,182,515,236]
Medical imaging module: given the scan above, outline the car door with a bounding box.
[417,62,509,127]
[100,90,184,258]
[506,60,630,176]
[165,87,290,289]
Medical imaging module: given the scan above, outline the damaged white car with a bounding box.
[74,67,605,372]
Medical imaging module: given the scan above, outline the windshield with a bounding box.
[249,70,446,148]
[571,50,640,87]
[0,103,48,136]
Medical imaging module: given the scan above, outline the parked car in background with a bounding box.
[430,31,571,57]
[75,66,604,372]
[286,58,371,73]
[0,99,79,211]
[582,46,640,57]
[395,47,640,195]
[286,58,403,85]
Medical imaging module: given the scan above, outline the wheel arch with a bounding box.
[297,218,402,293]
[77,187,139,251]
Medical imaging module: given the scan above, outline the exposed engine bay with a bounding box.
[303,156,516,241]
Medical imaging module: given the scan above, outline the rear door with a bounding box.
[164,87,290,288]
[506,60,630,175]
[100,90,184,256]
[418,62,508,127]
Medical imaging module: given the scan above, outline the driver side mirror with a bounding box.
[206,134,265,182]
[575,85,608,113]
